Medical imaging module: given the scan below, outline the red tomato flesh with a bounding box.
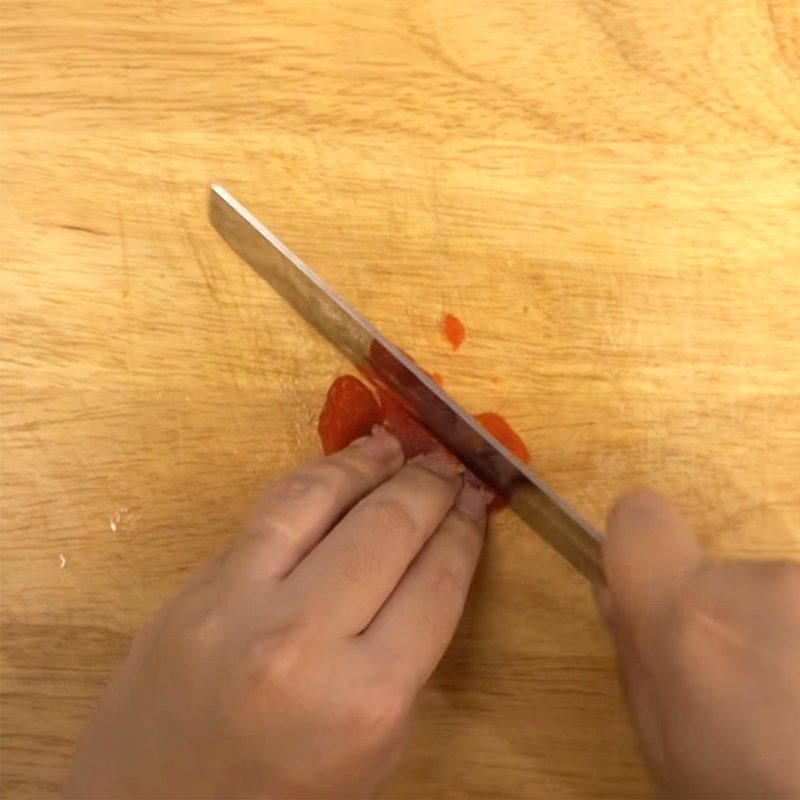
[317,376,531,515]
[317,375,381,455]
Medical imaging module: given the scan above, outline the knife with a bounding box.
[208,184,605,584]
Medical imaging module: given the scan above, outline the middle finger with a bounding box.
[287,454,460,636]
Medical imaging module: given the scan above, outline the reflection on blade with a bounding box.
[209,184,604,584]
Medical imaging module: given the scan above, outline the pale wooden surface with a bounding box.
[2,1,800,797]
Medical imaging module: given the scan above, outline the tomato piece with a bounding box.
[317,375,531,517]
[443,313,465,351]
[317,375,381,455]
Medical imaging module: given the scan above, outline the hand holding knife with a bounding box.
[209,184,604,583]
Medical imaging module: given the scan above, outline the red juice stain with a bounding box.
[475,411,530,512]
[317,375,381,455]
[475,412,530,463]
[443,313,465,351]
[420,367,444,387]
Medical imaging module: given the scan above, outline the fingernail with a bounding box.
[412,453,459,481]
[593,586,615,630]
[353,426,403,461]
[456,479,493,523]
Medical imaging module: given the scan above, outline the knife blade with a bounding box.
[208,184,604,584]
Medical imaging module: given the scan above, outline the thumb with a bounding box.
[601,488,703,638]
[596,489,703,787]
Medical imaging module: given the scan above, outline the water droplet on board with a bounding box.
[58,553,67,570]
[109,507,136,535]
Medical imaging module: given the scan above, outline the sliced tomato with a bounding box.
[317,375,381,455]
[317,375,531,517]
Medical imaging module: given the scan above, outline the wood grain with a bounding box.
[2,1,799,796]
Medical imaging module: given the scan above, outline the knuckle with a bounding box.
[277,471,324,503]
[235,626,307,697]
[274,467,338,508]
[221,626,309,730]
[358,498,417,543]
[248,465,350,543]
[333,449,382,484]
[351,682,410,741]
[164,596,223,657]
[246,517,297,556]
[337,499,418,582]
[429,563,469,603]
[271,460,368,510]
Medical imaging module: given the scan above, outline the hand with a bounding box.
[599,489,800,799]
[64,427,491,799]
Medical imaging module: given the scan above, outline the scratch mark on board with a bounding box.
[60,223,109,236]
[166,180,219,301]
[117,204,134,377]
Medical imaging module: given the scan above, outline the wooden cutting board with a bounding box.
[2,1,799,797]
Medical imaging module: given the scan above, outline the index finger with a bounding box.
[224,427,405,581]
